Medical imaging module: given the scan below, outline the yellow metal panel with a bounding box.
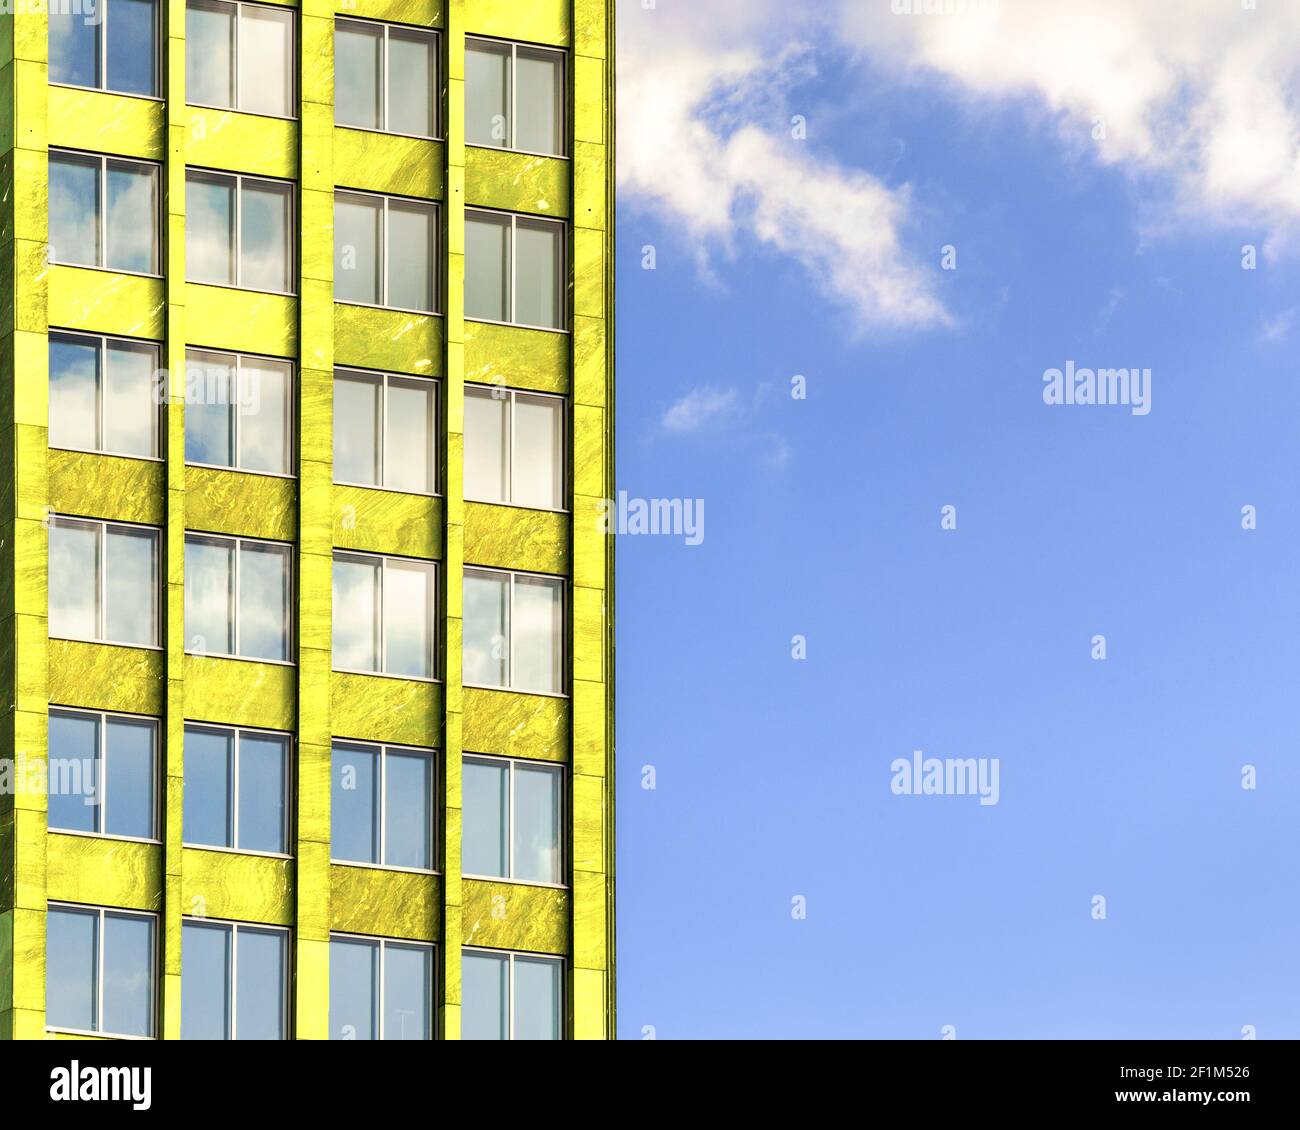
[188,109,299,179]
[46,835,164,912]
[466,0,570,46]
[334,129,445,199]
[333,485,444,559]
[336,0,444,27]
[184,466,298,542]
[330,672,443,748]
[462,687,568,762]
[465,148,569,217]
[186,285,298,357]
[47,640,165,715]
[464,501,567,574]
[464,320,568,394]
[329,865,442,941]
[48,450,166,526]
[48,267,165,339]
[47,87,166,161]
[182,656,297,732]
[333,303,443,375]
[181,848,294,926]
[461,878,568,953]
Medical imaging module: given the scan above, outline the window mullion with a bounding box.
[507,760,515,879]
[377,940,386,1040]
[379,746,388,866]
[98,523,108,641]
[232,357,241,470]
[96,909,106,1033]
[233,539,241,657]
[98,158,107,269]
[230,925,238,1040]
[231,730,240,849]
[98,713,108,836]
[234,176,242,287]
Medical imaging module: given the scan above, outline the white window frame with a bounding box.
[332,551,439,680]
[49,515,162,649]
[334,18,440,140]
[329,933,437,1040]
[463,565,566,697]
[464,207,567,332]
[184,347,296,477]
[330,740,437,872]
[186,168,297,295]
[332,368,439,496]
[465,35,567,158]
[462,754,565,887]
[185,0,298,120]
[182,722,293,856]
[464,383,566,512]
[180,917,291,1040]
[48,330,163,461]
[46,902,159,1040]
[463,947,565,1040]
[49,149,162,277]
[49,0,164,100]
[333,189,440,314]
[47,707,161,843]
[183,531,295,664]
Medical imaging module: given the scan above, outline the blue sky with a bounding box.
[612,0,1300,1039]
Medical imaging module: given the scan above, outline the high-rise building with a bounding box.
[0,0,614,1040]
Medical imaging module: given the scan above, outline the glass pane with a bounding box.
[241,180,292,292]
[105,161,158,273]
[102,913,155,1037]
[384,749,431,869]
[332,556,380,672]
[461,951,508,1040]
[187,0,235,108]
[465,42,509,148]
[462,759,507,878]
[515,48,563,156]
[463,387,508,503]
[514,956,561,1040]
[387,201,434,312]
[185,536,235,655]
[383,559,433,678]
[104,340,158,458]
[511,393,562,509]
[334,21,382,130]
[384,377,434,493]
[238,733,288,853]
[49,154,100,268]
[239,541,291,661]
[49,9,99,89]
[464,212,509,322]
[238,358,291,473]
[49,521,99,641]
[239,6,293,117]
[105,525,158,646]
[384,944,431,1040]
[387,28,436,138]
[181,921,230,1039]
[183,727,234,848]
[515,220,561,329]
[236,928,286,1039]
[331,744,380,864]
[48,335,100,452]
[46,908,99,1032]
[105,717,155,839]
[334,194,382,304]
[462,570,508,687]
[513,763,561,884]
[512,575,562,694]
[329,937,378,1040]
[47,712,100,835]
[109,0,158,97]
[185,351,236,467]
[333,372,382,485]
[186,173,236,285]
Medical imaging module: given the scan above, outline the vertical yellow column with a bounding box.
[441,0,466,1042]
[296,0,336,1040]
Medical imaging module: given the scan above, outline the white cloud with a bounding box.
[1260,307,1296,344]
[662,387,739,434]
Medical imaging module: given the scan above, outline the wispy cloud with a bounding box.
[1260,307,1296,344]
[662,387,739,434]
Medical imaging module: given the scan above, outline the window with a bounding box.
[187,170,294,293]
[333,369,436,494]
[464,385,564,510]
[187,0,294,117]
[49,0,160,97]
[462,568,563,695]
[331,742,434,870]
[462,949,562,1040]
[48,710,158,841]
[185,350,294,475]
[181,919,288,1039]
[465,209,565,330]
[466,37,565,157]
[47,905,157,1038]
[463,756,562,884]
[330,935,433,1040]
[334,191,437,313]
[49,332,161,459]
[49,517,160,647]
[184,725,290,854]
[332,553,437,679]
[49,150,160,275]
[184,533,293,662]
[335,19,437,138]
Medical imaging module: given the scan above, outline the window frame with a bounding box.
[48,0,164,101]
[185,0,298,120]
[334,17,441,141]
[330,740,438,872]
[183,530,296,664]
[328,933,437,1040]
[48,148,163,277]
[332,367,439,496]
[48,515,162,649]
[186,167,298,296]
[462,753,565,888]
[48,329,164,462]
[182,722,294,857]
[333,188,440,315]
[462,947,565,1040]
[463,383,567,512]
[331,551,439,681]
[462,565,567,697]
[465,34,568,159]
[184,347,297,478]
[464,206,567,333]
[45,902,159,1040]
[179,917,291,1040]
